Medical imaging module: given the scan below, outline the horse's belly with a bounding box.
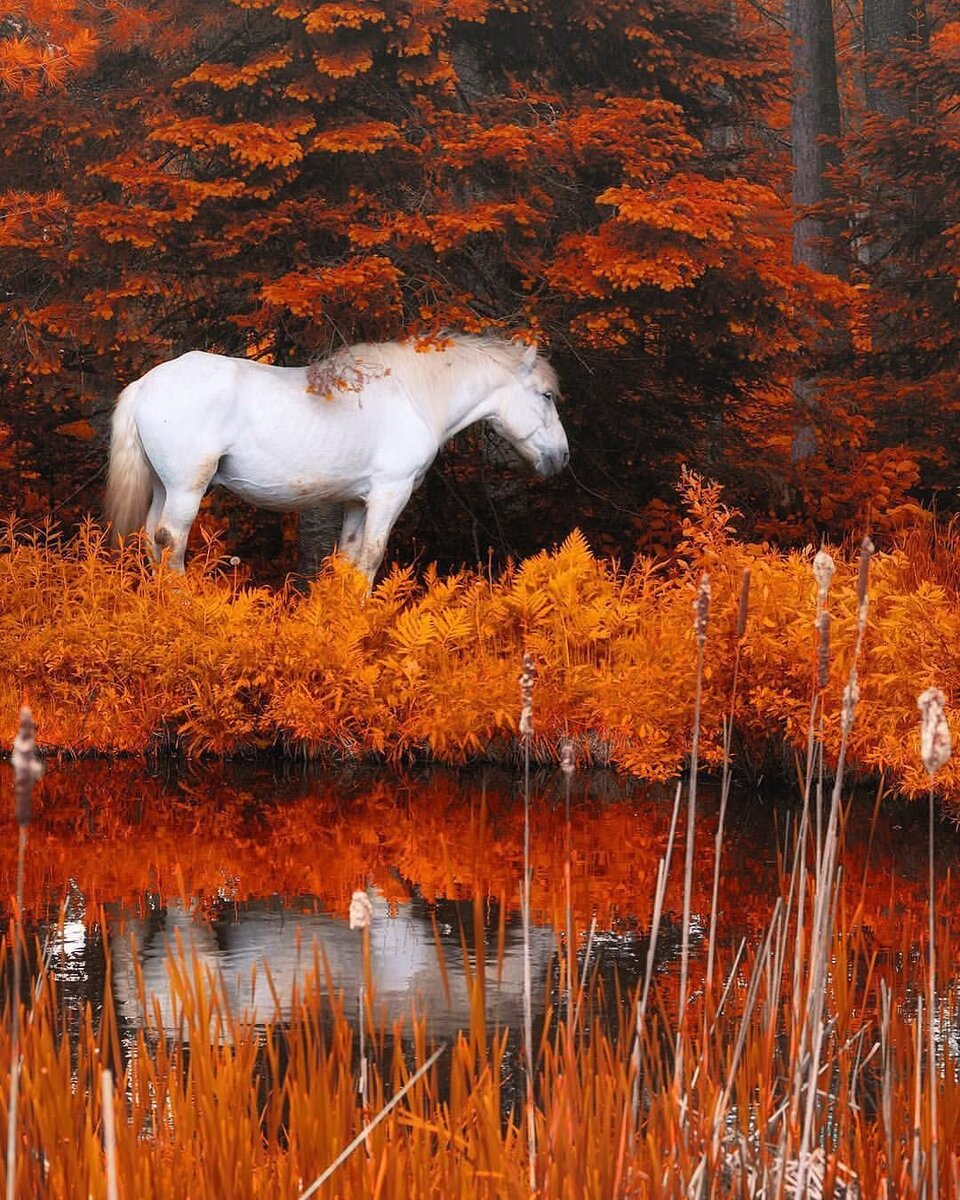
[213,465,365,510]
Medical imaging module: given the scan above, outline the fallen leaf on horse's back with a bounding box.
[55,419,97,441]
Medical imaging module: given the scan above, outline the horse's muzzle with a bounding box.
[539,448,570,476]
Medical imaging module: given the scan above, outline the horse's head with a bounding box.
[488,343,569,477]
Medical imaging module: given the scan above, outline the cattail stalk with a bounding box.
[518,653,537,1192]
[676,572,710,1092]
[296,1043,447,1200]
[918,686,949,1200]
[783,547,837,1147]
[7,707,42,1200]
[559,738,575,1037]
[705,569,750,1007]
[794,536,874,1200]
[879,980,893,1186]
[809,547,836,858]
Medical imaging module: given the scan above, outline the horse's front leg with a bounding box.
[350,482,414,587]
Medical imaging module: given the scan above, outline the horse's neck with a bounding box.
[425,351,502,440]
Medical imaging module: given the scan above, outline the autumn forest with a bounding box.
[2,0,958,560]
[0,0,957,781]
[5,5,960,1198]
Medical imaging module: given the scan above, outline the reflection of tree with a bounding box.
[2,761,727,926]
[3,762,950,960]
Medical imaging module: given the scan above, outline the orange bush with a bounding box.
[1,496,958,801]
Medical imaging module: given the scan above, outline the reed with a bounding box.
[518,651,537,1193]
[674,571,710,1100]
[918,686,951,1200]
[0,796,954,1197]
[6,707,41,1200]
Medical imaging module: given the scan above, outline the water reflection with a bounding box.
[107,892,556,1039]
[1,760,956,1046]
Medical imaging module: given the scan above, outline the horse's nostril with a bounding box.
[562,450,570,469]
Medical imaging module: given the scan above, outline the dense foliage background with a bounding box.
[1,0,957,571]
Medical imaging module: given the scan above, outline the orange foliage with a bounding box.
[0,0,828,558]
[2,483,959,804]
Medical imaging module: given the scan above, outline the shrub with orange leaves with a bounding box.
[3,479,960,808]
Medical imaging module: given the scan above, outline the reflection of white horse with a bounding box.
[108,892,557,1040]
[105,334,568,581]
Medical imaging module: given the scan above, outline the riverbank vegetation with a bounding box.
[0,753,954,1198]
[2,468,957,1199]
[0,879,953,1199]
[2,474,958,803]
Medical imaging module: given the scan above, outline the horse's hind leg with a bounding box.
[144,478,167,559]
[153,487,206,572]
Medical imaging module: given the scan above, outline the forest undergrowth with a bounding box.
[2,474,959,803]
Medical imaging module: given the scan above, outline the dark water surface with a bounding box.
[0,760,955,1054]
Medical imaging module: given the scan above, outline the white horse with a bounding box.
[105,334,569,581]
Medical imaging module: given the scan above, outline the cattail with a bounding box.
[693,572,710,646]
[856,535,875,635]
[559,738,575,776]
[519,653,536,738]
[918,688,951,778]
[736,568,751,640]
[857,536,875,607]
[918,683,948,1200]
[812,549,835,606]
[12,707,42,827]
[841,679,859,735]
[817,610,831,690]
[349,890,373,931]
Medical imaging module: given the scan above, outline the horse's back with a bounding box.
[136,349,252,396]
[129,349,434,511]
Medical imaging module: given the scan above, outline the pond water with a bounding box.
[0,760,955,1056]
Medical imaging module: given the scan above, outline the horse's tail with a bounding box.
[105,381,152,545]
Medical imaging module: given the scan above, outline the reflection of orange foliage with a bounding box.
[0,764,956,1198]
[0,762,716,929]
[1,761,953,955]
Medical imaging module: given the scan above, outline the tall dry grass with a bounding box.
[0,826,955,1198]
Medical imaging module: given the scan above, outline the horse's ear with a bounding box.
[521,342,538,372]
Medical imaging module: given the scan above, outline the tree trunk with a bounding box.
[863,0,912,117]
[297,504,343,576]
[859,0,917,270]
[788,0,844,469]
[791,0,843,274]
[453,39,529,559]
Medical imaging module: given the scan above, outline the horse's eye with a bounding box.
[541,390,554,404]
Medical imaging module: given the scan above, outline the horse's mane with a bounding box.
[306,332,557,399]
